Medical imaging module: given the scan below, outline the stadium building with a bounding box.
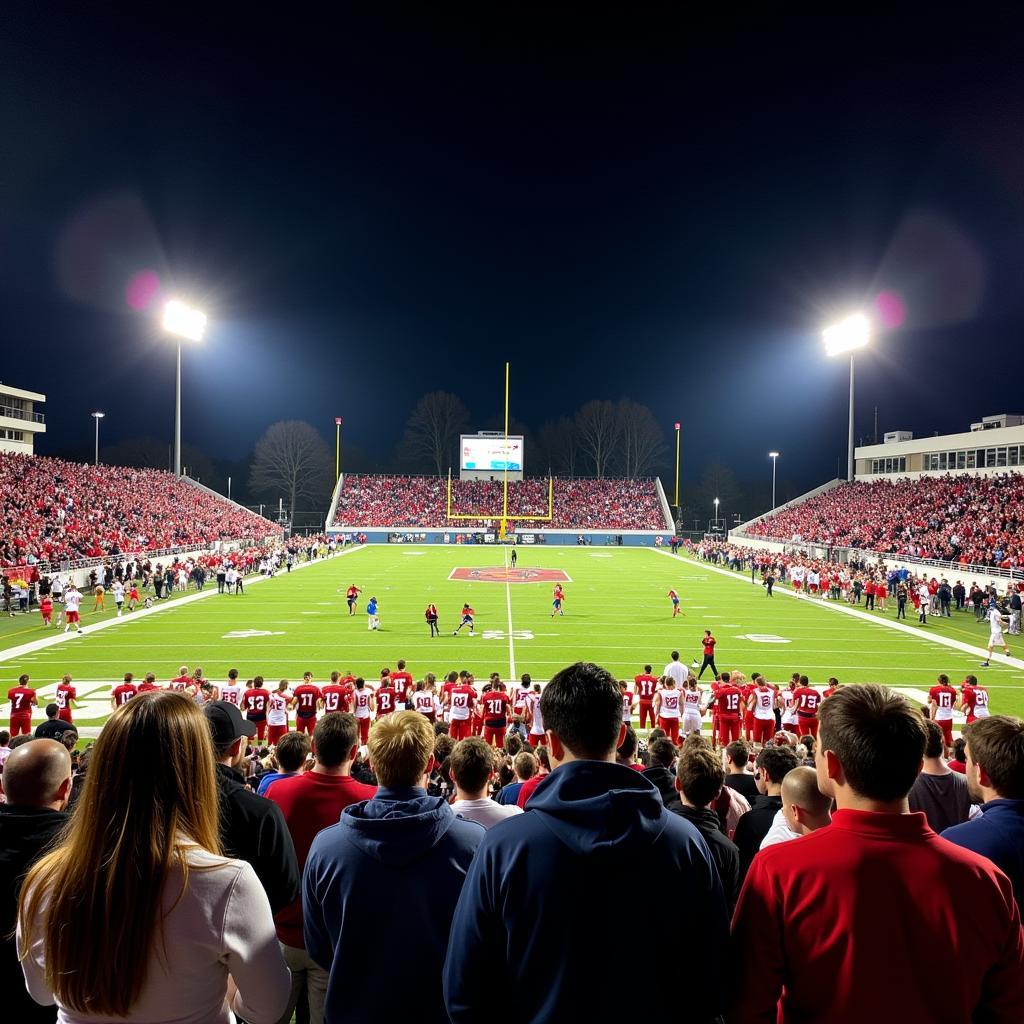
[0,382,46,455]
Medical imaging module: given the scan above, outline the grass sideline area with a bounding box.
[1,545,1021,739]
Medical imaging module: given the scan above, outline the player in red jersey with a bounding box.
[748,675,777,747]
[352,677,374,744]
[454,603,476,636]
[697,631,718,679]
[551,585,565,618]
[391,659,414,709]
[822,677,843,700]
[293,671,322,734]
[39,594,54,626]
[7,674,38,736]
[242,676,270,740]
[137,672,160,693]
[620,681,636,727]
[448,678,476,740]
[345,584,362,615]
[55,674,79,723]
[110,673,138,710]
[668,588,681,617]
[481,682,512,748]
[168,665,193,695]
[375,678,397,720]
[653,676,682,743]
[793,675,822,738]
[322,670,352,714]
[634,665,659,730]
[928,673,959,756]
[958,674,990,724]
[714,672,743,746]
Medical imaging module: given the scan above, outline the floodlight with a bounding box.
[823,313,870,357]
[163,299,207,342]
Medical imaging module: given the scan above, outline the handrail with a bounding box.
[0,404,45,424]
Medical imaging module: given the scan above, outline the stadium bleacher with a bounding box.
[743,473,1024,568]
[332,474,668,530]
[0,453,278,568]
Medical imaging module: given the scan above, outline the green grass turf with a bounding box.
[1,545,1021,736]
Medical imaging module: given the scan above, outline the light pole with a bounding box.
[162,299,207,477]
[335,416,343,482]
[823,313,871,481]
[673,421,681,525]
[91,411,105,466]
[713,496,720,532]
[769,451,780,510]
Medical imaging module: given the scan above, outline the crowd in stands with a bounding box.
[0,453,279,569]
[333,474,668,530]
[744,472,1024,568]
[2,656,1022,1023]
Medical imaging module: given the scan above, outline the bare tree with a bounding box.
[249,420,333,516]
[538,417,579,477]
[574,400,620,478]
[401,391,469,476]
[616,399,668,478]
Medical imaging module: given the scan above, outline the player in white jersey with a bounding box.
[62,586,83,634]
[790,565,805,593]
[780,685,798,728]
[653,678,681,743]
[682,680,704,736]
[749,681,777,746]
[267,683,291,744]
[112,580,125,616]
[352,679,374,745]
[219,681,243,706]
[413,687,440,720]
[527,686,545,746]
[981,605,1011,666]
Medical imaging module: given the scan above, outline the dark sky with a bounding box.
[4,10,1024,490]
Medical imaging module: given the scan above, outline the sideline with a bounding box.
[0,546,368,666]
[652,547,1024,673]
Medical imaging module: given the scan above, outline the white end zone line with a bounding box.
[503,546,517,678]
[652,547,1024,674]
[0,546,370,666]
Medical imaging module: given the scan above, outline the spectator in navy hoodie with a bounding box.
[943,715,1024,909]
[443,661,728,1023]
[303,710,483,1024]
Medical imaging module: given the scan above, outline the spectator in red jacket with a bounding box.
[731,684,1024,1024]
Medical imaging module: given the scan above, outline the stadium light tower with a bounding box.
[823,313,870,482]
[163,300,207,477]
[713,496,720,532]
[91,411,105,466]
[768,451,780,510]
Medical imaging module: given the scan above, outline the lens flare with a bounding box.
[874,290,906,329]
[125,269,161,311]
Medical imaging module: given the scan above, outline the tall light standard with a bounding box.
[768,451,780,510]
[673,421,681,525]
[91,411,105,466]
[162,299,207,477]
[823,313,871,482]
[713,496,720,532]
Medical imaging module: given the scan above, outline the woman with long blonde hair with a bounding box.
[18,690,290,1023]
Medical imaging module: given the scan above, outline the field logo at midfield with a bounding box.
[448,567,572,584]
[222,629,286,638]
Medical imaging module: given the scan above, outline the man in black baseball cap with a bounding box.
[204,700,298,914]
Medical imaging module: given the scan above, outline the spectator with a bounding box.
[733,744,800,877]
[667,745,741,914]
[948,735,968,773]
[759,765,833,849]
[449,737,523,829]
[943,715,1024,909]
[256,731,311,796]
[908,719,973,832]
[204,700,299,915]
[497,750,536,805]
[1,740,71,1024]
[731,684,1024,1023]
[0,729,11,770]
[723,739,760,801]
[641,736,678,805]
[17,691,290,1023]
[267,712,377,1024]
[33,704,78,743]
[443,662,728,1023]
[304,711,484,1024]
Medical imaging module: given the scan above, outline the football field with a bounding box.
[2,544,1022,738]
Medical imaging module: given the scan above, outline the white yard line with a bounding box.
[0,547,368,666]
[502,547,517,678]
[654,548,1024,673]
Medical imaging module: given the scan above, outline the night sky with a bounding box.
[4,10,1024,496]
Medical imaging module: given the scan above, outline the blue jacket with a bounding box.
[304,786,483,1024]
[443,760,728,1023]
[943,798,1024,909]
